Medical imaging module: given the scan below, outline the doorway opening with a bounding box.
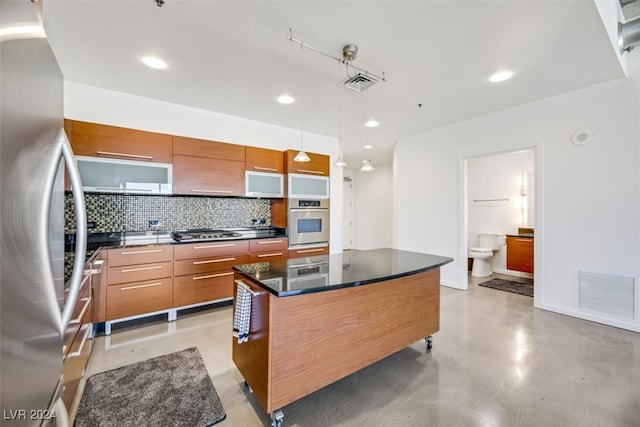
[461,148,537,299]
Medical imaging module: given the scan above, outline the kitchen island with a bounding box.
[232,248,453,427]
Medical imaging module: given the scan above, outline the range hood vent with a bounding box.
[343,73,378,93]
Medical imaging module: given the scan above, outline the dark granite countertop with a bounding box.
[233,248,453,297]
[506,234,534,238]
[65,227,287,253]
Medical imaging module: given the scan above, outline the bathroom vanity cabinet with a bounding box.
[506,236,534,273]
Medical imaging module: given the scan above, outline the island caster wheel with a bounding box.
[243,380,253,393]
[425,336,433,351]
[270,409,284,427]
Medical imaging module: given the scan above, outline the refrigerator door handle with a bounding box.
[41,129,87,335]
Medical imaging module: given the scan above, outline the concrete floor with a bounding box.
[79,274,640,427]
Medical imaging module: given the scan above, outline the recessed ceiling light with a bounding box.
[489,70,513,83]
[142,56,167,70]
[364,145,373,149]
[365,119,379,128]
[277,95,295,104]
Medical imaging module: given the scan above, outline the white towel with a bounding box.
[233,281,253,344]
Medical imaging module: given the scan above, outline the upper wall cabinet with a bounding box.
[69,120,173,163]
[245,146,284,174]
[172,136,245,196]
[285,149,330,176]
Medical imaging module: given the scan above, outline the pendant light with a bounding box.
[293,43,311,163]
[334,62,347,167]
[360,159,375,172]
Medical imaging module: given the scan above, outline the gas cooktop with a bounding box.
[170,228,244,243]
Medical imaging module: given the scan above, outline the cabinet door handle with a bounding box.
[295,248,325,254]
[253,166,278,172]
[192,189,232,194]
[95,186,153,192]
[257,252,283,258]
[257,240,283,245]
[193,243,236,250]
[120,249,164,255]
[192,272,234,281]
[515,239,533,243]
[96,151,153,161]
[120,265,164,273]
[192,257,235,265]
[120,282,163,291]
[69,297,91,325]
[296,169,325,175]
[68,324,91,358]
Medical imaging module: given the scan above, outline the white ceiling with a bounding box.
[43,0,625,167]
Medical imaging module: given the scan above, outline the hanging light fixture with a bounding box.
[360,160,375,172]
[334,61,347,167]
[294,43,310,163]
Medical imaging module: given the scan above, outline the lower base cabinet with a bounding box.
[173,271,235,307]
[106,278,174,320]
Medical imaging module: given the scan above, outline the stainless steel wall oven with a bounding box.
[288,198,329,246]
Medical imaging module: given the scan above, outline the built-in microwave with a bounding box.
[288,198,329,246]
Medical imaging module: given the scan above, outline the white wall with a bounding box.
[394,72,640,332]
[343,163,393,250]
[467,150,534,275]
[64,82,343,252]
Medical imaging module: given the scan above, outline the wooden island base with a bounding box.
[232,267,441,424]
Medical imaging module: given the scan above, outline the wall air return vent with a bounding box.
[343,73,378,93]
[577,270,636,320]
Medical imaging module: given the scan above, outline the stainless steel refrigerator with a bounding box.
[1,0,87,425]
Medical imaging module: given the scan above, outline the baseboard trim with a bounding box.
[539,303,640,333]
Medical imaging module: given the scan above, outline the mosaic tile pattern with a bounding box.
[65,193,271,233]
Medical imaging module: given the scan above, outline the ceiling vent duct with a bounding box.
[618,18,640,53]
[343,73,378,92]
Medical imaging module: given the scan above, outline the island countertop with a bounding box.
[233,248,453,297]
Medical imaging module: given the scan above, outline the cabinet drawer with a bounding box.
[174,254,249,276]
[106,278,173,320]
[62,308,92,411]
[249,237,288,252]
[107,261,173,285]
[108,245,173,266]
[250,252,287,263]
[63,272,92,354]
[288,246,329,258]
[173,272,234,307]
[174,240,249,260]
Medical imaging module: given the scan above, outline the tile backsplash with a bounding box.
[65,193,271,233]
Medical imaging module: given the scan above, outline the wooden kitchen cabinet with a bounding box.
[62,261,94,412]
[106,245,174,320]
[246,146,284,174]
[249,237,288,263]
[69,120,173,163]
[173,136,246,196]
[173,135,245,162]
[173,240,249,307]
[285,149,330,176]
[506,236,534,273]
[91,250,108,323]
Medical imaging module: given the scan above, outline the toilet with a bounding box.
[469,233,501,277]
